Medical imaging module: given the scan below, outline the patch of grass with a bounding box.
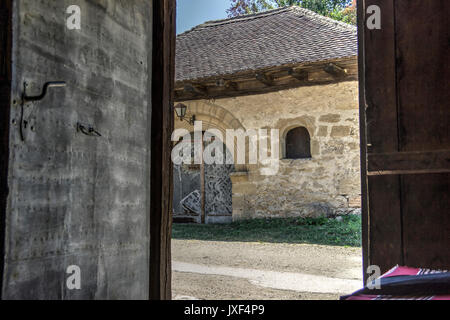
[172,215,362,247]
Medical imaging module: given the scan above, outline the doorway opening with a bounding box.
[171,2,363,300]
[173,132,234,224]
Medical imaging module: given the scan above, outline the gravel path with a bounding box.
[172,239,363,300]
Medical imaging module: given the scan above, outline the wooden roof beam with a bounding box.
[216,79,238,91]
[215,79,226,87]
[288,68,308,82]
[324,63,348,78]
[184,84,208,96]
[255,73,274,86]
[225,80,238,91]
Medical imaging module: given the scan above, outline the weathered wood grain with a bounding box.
[368,151,450,175]
[150,0,176,300]
[362,0,450,277]
[363,0,403,276]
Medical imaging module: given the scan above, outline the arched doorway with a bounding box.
[173,132,234,224]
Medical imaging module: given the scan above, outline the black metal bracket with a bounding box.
[22,81,66,103]
[180,114,196,126]
[19,81,67,141]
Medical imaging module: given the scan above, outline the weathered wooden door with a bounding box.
[173,136,202,222]
[359,0,450,278]
[173,135,234,224]
[204,150,234,223]
[0,0,176,300]
[1,0,156,300]
[173,163,202,220]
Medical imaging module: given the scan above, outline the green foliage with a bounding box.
[295,216,329,226]
[328,5,357,25]
[227,0,356,25]
[173,214,362,247]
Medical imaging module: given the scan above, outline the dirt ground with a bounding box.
[172,239,363,300]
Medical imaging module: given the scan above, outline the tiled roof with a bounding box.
[176,6,357,82]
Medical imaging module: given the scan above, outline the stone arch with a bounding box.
[276,116,317,159]
[174,100,248,172]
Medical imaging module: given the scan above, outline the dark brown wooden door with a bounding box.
[359,0,450,278]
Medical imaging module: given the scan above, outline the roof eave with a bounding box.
[174,56,358,102]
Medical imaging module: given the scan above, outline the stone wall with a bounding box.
[176,80,361,221]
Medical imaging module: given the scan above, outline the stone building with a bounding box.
[173,6,361,223]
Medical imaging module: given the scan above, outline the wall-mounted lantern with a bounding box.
[174,103,195,125]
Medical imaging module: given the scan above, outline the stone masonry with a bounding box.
[176,80,361,220]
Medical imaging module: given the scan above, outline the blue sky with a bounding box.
[177,0,231,34]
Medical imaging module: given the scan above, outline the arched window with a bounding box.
[285,127,311,159]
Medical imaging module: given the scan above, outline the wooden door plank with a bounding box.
[401,174,450,269]
[357,0,369,282]
[368,175,403,274]
[364,0,399,154]
[363,0,404,274]
[150,0,176,300]
[395,0,450,152]
[200,138,205,224]
[363,0,450,277]
[393,1,450,270]
[368,150,450,175]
